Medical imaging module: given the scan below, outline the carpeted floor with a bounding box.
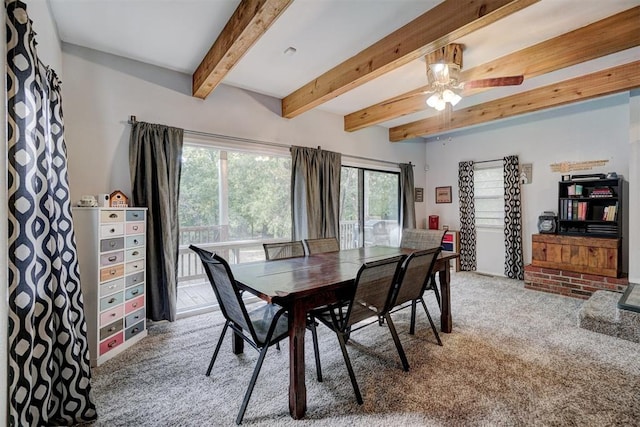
[86,272,640,426]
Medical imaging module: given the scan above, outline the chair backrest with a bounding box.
[304,237,340,255]
[400,228,446,250]
[189,245,254,339]
[392,247,441,307]
[345,255,406,327]
[263,241,306,260]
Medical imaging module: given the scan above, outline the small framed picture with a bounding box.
[435,186,452,204]
[414,187,424,203]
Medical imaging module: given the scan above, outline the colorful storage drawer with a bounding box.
[99,332,124,356]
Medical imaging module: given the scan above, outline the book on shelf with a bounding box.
[587,224,617,234]
[607,203,618,221]
[590,187,615,198]
[603,203,618,221]
[561,200,588,220]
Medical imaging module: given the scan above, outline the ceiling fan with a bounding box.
[416,44,524,111]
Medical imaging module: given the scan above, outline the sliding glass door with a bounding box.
[340,166,400,249]
[177,143,291,314]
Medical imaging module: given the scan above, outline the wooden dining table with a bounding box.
[230,246,459,420]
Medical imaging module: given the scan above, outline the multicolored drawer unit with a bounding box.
[74,207,148,366]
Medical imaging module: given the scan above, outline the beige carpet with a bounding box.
[86,272,640,426]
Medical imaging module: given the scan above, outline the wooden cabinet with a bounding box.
[74,207,148,366]
[531,234,621,278]
[558,177,622,238]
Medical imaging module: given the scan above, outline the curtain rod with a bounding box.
[475,158,503,164]
[127,115,407,168]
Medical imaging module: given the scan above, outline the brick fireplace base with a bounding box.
[524,264,629,299]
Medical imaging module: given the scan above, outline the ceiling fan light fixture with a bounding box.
[426,93,440,108]
[442,89,462,106]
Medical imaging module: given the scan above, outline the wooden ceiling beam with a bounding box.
[192,0,293,99]
[389,61,640,142]
[346,6,640,132]
[281,0,539,119]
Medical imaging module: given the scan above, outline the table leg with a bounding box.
[289,303,307,419]
[232,323,244,354]
[438,260,452,333]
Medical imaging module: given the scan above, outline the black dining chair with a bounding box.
[189,245,321,425]
[399,228,446,309]
[390,247,442,346]
[262,240,320,358]
[303,237,340,255]
[310,255,407,404]
[263,241,306,260]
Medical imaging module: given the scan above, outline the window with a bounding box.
[340,166,400,248]
[474,163,504,227]
[179,144,292,252]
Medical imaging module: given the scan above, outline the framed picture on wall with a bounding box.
[435,186,452,204]
[414,187,424,203]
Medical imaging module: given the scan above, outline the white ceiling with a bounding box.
[48,0,639,130]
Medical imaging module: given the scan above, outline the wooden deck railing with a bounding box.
[177,222,362,284]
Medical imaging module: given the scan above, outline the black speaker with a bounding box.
[537,211,557,234]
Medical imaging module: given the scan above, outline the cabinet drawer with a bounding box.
[100,264,124,282]
[125,235,145,248]
[125,295,145,314]
[125,260,145,275]
[126,210,145,222]
[125,308,146,328]
[125,247,144,262]
[100,210,125,223]
[99,291,124,311]
[99,332,124,356]
[100,304,124,326]
[126,222,145,235]
[125,271,144,288]
[99,278,125,297]
[100,237,124,252]
[99,318,123,341]
[125,320,145,341]
[125,284,144,301]
[100,223,125,238]
[100,250,124,267]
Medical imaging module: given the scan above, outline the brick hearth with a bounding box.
[524,264,629,299]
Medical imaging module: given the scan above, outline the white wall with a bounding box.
[60,44,429,228]
[24,0,62,72]
[425,94,633,276]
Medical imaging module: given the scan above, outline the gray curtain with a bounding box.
[458,161,476,271]
[503,155,524,279]
[291,146,341,240]
[400,163,416,229]
[7,0,96,424]
[129,121,184,321]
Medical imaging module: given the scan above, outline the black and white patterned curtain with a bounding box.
[6,1,97,424]
[458,161,476,271]
[503,156,524,279]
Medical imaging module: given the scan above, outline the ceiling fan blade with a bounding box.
[463,75,524,89]
[388,88,434,103]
